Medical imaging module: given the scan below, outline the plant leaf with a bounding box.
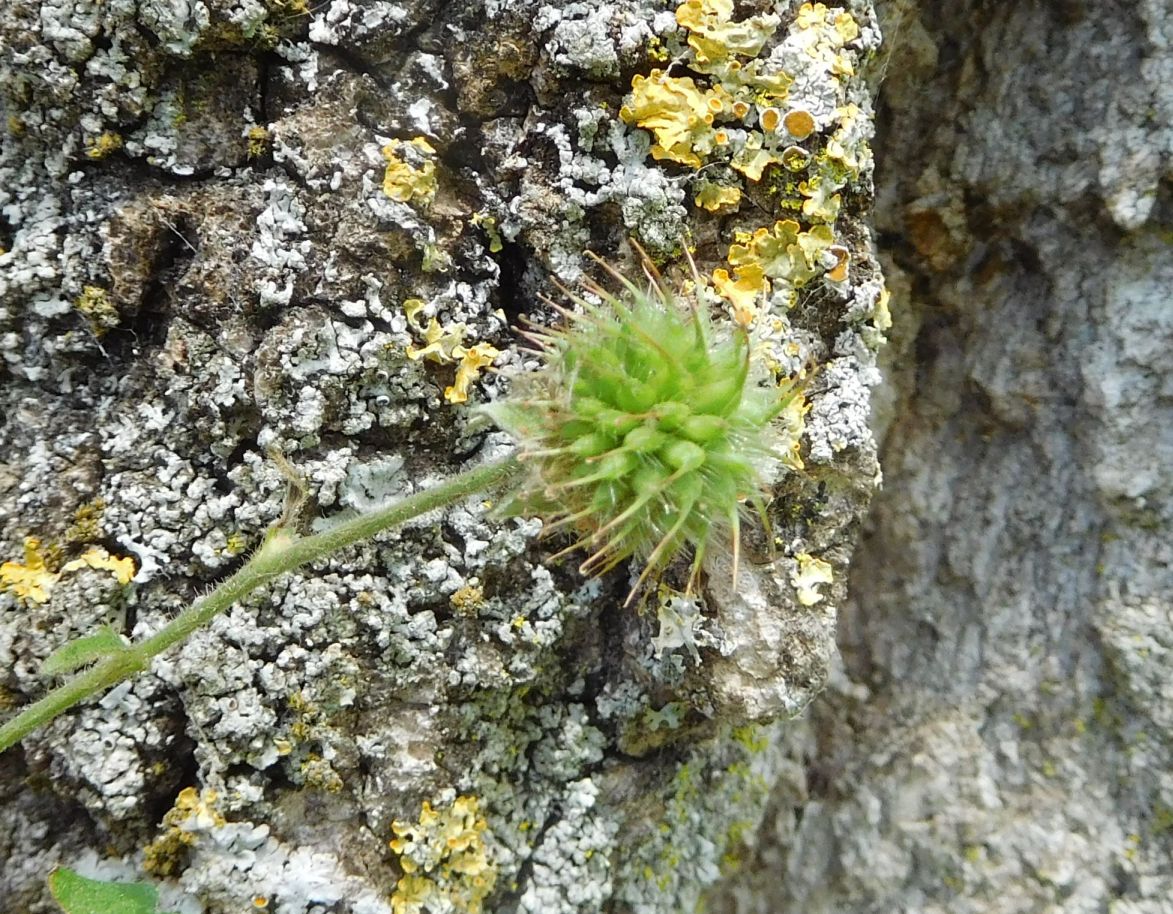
[41,626,128,676]
[47,867,172,914]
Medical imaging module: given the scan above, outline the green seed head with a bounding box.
[483,257,803,602]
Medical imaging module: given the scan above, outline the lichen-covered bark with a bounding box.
[712,1,1173,911]
[0,1,885,912]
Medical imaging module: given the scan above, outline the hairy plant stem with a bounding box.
[0,456,522,754]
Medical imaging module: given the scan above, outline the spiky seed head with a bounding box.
[483,257,800,603]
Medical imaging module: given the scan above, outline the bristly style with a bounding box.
[482,248,802,604]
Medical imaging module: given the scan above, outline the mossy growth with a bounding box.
[75,286,120,335]
[65,499,106,544]
[84,132,123,160]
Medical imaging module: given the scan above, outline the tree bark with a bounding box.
[1,1,884,911]
[711,1,1173,911]
[6,0,1166,913]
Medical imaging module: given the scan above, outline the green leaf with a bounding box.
[42,626,128,676]
[48,867,172,914]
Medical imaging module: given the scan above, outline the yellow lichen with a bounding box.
[404,303,499,404]
[825,103,870,176]
[873,286,893,331]
[1,537,136,605]
[620,71,730,168]
[798,174,842,222]
[300,754,344,792]
[65,499,106,544]
[406,316,466,364]
[223,531,249,556]
[711,220,841,319]
[61,548,136,586]
[85,132,123,160]
[694,182,742,212]
[730,132,785,181]
[675,0,779,70]
[450,583,485,615]
[791,552,833,606]
[381,138,438,205]
[0,538,57,604]
[446,343,500,405]
[712,264,768,326]
[792,4,860,77]
[728,219,831,286]
[144,787,225,876]
[470,212,504,253]
[780,145,812,172]
[390,795,497,914]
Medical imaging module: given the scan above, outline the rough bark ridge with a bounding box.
[0,1,886,912]
[712,0,1173,911]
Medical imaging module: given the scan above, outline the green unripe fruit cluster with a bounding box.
[484,260,802,601]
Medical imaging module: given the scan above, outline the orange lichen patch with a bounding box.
[381,137,437,205]
[759,107,782,133]
[675,0,779,70]
[782,109,816,140]
[825,245,850,282]
[621,71,731,167]
[731,100,751,119]
[694,182,742,212]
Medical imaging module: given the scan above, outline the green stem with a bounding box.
[0,456,522,754]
